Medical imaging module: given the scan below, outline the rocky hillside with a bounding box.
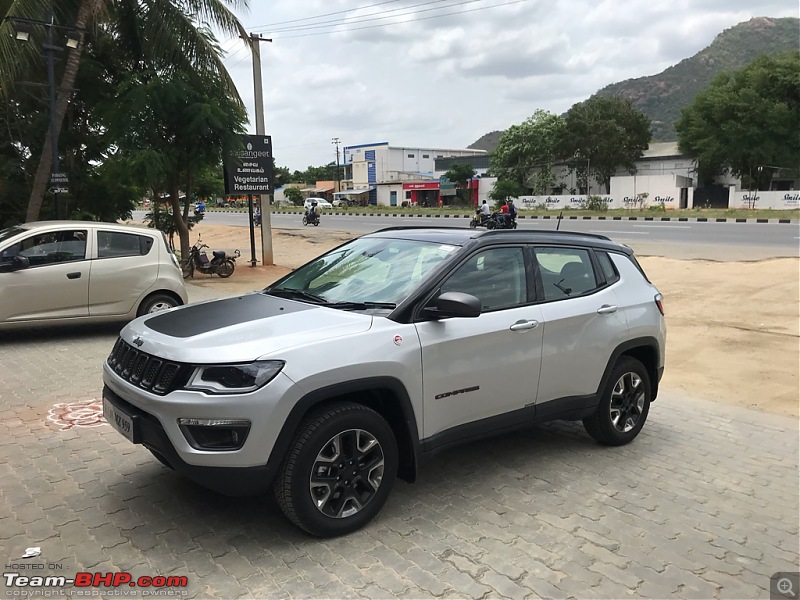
[594,17,799,141]
[468,16,799,151]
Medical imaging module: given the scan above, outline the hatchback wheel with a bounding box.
[137,293,179,317]
[275,403,397,537]
[583,357,651,445]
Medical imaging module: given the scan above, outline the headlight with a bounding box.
[186,360,284,394]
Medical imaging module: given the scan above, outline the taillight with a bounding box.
[654,293,664,316]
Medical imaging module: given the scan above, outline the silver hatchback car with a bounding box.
[103,227,665,537]
[0,221,187,328]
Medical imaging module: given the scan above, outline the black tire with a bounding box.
[583,357,651,446]
[486,220,496,230]
[217,259,235,278]
[302,216,308,226]
[469,220,477,229]
[137,293,180,317]
[313,220,319,227]
[274,403,398,537]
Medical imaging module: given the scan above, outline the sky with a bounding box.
[217,0,799,171]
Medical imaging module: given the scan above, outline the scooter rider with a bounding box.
[480,200,490,224]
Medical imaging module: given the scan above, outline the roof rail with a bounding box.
[481,229,612,241]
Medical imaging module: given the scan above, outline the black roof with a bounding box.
[368,226,633,254]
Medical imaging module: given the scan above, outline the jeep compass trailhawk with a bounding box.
[103,227,666,537]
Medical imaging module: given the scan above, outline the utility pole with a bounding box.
[242,32,274,265]
[332,137,341,195]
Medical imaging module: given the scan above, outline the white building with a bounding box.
[341,142,486,206]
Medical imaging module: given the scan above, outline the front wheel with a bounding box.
[302,216,308,226]
[583,357,651,446]
[217,259,235,278]
[469,219,477,229]
[274,403,398,537]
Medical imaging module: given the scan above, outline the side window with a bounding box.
[440,247,526,311]
[535,247,598,301]
[98,231,153,258]
[3,230,87,267]
[596,251,620,284]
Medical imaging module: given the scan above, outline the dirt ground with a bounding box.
[171,221,800,418]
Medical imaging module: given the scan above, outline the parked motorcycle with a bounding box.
[302,210,320,227]
[182,239,240,279]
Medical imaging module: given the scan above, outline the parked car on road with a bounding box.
[303,197,332,210]
[0,221,187,329]
[103,227,665,537]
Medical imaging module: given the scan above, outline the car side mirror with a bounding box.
[10,255,30,271]
[423,291,482,319]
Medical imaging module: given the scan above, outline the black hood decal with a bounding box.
[144,293,313,338]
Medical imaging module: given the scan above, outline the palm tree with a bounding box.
[1,0,250,222]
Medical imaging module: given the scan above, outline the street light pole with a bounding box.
[332,137,341,194]
[8,13,82,219]
[43,12,61,218]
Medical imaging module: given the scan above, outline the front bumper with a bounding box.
[103,385,276,496]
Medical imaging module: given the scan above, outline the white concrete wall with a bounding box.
[729,190,800,210]
[610,175,683,209]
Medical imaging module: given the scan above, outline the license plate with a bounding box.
[103,396,136,443]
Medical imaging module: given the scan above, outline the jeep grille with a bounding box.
[107,338,188,395]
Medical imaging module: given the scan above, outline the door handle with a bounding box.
[597,304,618,314]
[510,319,539,331]
[66,272,81,279]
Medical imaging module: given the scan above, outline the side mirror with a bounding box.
[423,291,482,319]
[11,255,30,271]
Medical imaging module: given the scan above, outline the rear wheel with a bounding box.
[137,293,180,317]
[583,357,651,446]
[313,219,320,226]
[275,403,397,537]
[217,259,235,278]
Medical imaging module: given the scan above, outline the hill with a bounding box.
[467,16,799,152]
[468,130,504,152]
[594,17,799,141]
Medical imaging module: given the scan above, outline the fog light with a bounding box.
[178,418,250,451]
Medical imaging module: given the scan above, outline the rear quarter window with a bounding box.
[596,251,620,284]
[98,231,154,258]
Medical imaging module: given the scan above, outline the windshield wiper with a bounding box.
[326,301,397,311]
[267,288,328,304]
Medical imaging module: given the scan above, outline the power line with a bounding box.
[261,0,451,34]
[243,0,402,29]
[275,0,528,39]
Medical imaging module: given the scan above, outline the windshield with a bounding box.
[268,237,458,307]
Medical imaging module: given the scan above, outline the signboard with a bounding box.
[51,187,68,194]
[223,135,274,195]
[439,176,457,196]
[50,172,68,185]
[402,182,439,190]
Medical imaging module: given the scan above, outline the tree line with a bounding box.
[482,50,799,203]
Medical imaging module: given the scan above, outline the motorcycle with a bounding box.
[182,239,240,279]
[302,209,320,227]
[469,210,517,230]
[253,210,262,226]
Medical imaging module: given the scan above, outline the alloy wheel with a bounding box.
[309,429,385,518]
[609,372,645,432]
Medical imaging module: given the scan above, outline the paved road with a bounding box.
[136,211,800,261]
[1,311,798,598]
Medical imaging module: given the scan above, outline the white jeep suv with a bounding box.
[103,227,665,537]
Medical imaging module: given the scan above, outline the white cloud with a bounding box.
[217,0,800,169]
